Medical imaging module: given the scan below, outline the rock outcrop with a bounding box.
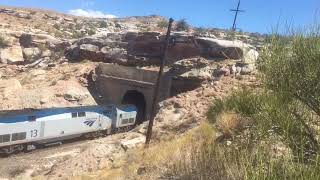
[0,46,24,64]
[22,47,41,62]
[170,57,212,95]
[65,32,259,67]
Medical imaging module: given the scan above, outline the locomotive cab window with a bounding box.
[71,113,77,118]
[78,112,86,117]
[28,115,36,121]
[122,119,129,125]
[11,132,26,141]
[129,118,135,123]
[0,134,10,143]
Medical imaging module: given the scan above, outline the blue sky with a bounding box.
[0,0,319,33]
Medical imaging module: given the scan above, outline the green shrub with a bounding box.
[0,35,9,48]
[213,90,312,153]
[166,126,320,180]
[168,22,320,180]
[157,19,169,28]
[72,31,85,39]
[87,28,96,36]
[260,25,320,117]
[259,24,320,155]
[99,21,108,28]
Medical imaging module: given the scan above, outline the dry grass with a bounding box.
[81,123,215,180]
[216,112,241,137]
[7,166,27,178]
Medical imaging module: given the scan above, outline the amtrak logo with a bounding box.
[84,120,96,127]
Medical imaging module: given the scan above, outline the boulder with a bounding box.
[79,44,101,61]
[19,34,32,48]
[101,46,127,63]
[20,33,67,50]
[120,136,145,150]
[50,41,71,52]
[213,67,230,77]
[63,86,91,102]
[0,46,24,64]
[167,33,201,63]
[171,57,209,74]
[78,37,109,48]
[80,44,99,53]
[240,63,256,75]
[243,49,259,64]
[170,58,211,95]
[41,50,52,57]
[65,45,80,61]
[167,42,201,63]
[230,64,237,75]
[195,37,259,63]
[23,47,41,62]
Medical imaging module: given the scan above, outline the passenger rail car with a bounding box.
[0,105,137,154]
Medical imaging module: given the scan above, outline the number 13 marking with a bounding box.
[30,129,38,138]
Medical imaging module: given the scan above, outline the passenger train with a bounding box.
[0,105,137,154]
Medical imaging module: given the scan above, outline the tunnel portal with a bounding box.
[122,90,146,124]
[96,63,172,123]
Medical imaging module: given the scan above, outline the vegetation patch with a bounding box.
[0,35,9,48]
[175,19,190,31]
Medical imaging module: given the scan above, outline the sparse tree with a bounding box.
[175,19,190,31]
[157,19,169,28]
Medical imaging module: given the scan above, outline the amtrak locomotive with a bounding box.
[0,105,137,154]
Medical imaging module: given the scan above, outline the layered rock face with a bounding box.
[66,32,259,67]
[0,32,70,67]
[0,6,262,113]
[0,63,97,110]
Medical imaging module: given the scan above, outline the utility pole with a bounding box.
[230,0,245,31]
[145,18,174,146]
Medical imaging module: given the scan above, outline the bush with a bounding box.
[99,21,108,28]
[87,29,96,36]
[0,35,9,48]
[209,89,319,158]
[259,24,320,155]
[260,25,320,117]
[157,19,169,28]
[72,31,85,39]
[175,19,190,31]
[167,23,320,180]
[165,123,320,180]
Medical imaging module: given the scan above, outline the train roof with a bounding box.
[0,105,136,118]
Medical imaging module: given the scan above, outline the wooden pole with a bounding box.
[230,0,245,31]
[145,18,174,146]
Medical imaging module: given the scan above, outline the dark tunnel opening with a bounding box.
[121,90,146,125]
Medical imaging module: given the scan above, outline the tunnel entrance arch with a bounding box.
[121,90,146,125]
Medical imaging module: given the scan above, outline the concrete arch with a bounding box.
[121,90,146,124]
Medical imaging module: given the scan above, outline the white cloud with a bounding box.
[68,9,117,19]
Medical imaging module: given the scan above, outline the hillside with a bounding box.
[0,6,263,180]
